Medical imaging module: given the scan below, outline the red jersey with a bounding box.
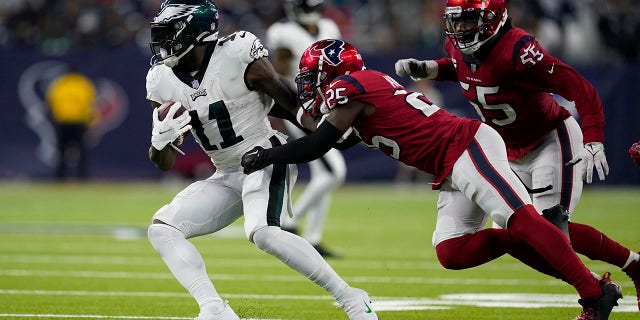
[323,69,481,188]
[434,27,604,160]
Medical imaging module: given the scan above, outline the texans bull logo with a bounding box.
[308,39,345,66]
[18,60,129,168]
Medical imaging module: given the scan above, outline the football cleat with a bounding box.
[281,225,299,235]
[194,301,240,320]
[337,287,378,320]
[574,272,622,320]
[541,204,571,240]
[622,253,640,311]
[313,243,340,258]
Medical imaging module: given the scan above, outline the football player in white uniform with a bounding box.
[145,1,378,320]
[265,0,346,257]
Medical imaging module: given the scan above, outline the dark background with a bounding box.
[1,0,638,184]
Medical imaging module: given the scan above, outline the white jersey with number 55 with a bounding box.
[146,31,280,171]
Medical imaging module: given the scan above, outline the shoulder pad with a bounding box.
[513,35,544,69]
[218,31,269,64]
[146,64,176,103]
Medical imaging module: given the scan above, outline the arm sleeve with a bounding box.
[263,121,344,164]
[432,41,459,82]
[433,57,458,81]
[519,50,605,143]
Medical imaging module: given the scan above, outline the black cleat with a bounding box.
[313,243,340,258]
[574,272,622,320]
[542,204,571,240]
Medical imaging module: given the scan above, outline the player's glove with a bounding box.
[151,102,192,151]
[566,142,609,183]
[629,141,640,166]
[394,58,438,80]
[241,146,271,174]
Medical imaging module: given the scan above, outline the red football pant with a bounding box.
[435,205,601,300]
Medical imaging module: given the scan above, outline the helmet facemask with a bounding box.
[295,58,328,116]
[150,18,192,67]
[444,5,506,54]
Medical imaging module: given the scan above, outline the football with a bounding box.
[157,101,187,121]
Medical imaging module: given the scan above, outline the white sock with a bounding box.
[304,195,330,245]
[148,223,221,308]
[623,251,640,270]
[252,226,349,299]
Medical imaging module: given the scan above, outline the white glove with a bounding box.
[394,59,438,80]
[566,142,609,183]
[151,102,192,151]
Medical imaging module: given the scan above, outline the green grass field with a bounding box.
[1,182,639,320]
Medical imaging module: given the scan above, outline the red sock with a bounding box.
[569,222,631,268]
[508,205,601,300]
[507,239,562,279]
[435,231,509,269]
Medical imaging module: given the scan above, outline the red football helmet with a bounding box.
[443,0,507,54]
[295,39,365,114]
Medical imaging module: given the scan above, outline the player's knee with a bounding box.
[147,221,184,250]
[251,226,282,254]
[435,237,468,270]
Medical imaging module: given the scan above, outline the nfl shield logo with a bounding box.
[191,79,200,89]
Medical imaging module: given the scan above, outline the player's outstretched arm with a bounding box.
[241,101,366,174]
[395,58,438,80]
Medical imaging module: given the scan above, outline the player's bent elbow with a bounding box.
[149,146,175,171]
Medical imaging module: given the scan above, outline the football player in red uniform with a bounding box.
[395,0,640,315]
[630,141,640,166]
[241,39,622,319]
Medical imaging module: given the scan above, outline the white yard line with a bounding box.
[0,269,573,286]
[0,253,532,271]
[0,290,637,313]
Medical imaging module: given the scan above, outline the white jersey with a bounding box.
[266,19,341,83]
[146,31,282,171]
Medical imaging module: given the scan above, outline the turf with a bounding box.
[0,182,638,320]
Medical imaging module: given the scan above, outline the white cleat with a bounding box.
[194,301,240,320]
[338,287,379,320]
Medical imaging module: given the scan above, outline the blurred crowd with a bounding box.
[0,0,638,63]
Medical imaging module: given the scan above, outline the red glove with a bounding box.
[630,141,640,166]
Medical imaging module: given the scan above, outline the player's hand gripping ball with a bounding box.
[151,101,191,150]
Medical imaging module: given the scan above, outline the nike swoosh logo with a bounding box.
[363,299,372,313]
[159,129,172,134]
[548,63,555,74]
[246,150,260,157]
